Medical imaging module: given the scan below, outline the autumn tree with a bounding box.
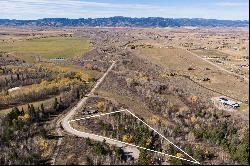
[122,134,134,143]
[96,101,105,110]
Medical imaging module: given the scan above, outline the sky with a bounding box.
[0,0,249,20]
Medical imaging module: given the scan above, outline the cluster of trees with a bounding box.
[192,122,249,165]
[63,136,136,165]
[0,85,86,164]
[85,138,126,161]
[115,55,248,165]
[80,109,173,164]
[0,105,48,164]
[0,61,98,110]
[0,65,56,90]
[138,149,152,165]
[0,53,23,66]
[1,97,66,144]
[81,97,213,164]
[0,78,86,107]
[83,112,163,152]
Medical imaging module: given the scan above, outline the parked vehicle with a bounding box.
[219,97,240,108]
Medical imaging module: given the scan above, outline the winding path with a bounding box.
[51,61,139,164]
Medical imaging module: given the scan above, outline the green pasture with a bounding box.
[0,37,91,63]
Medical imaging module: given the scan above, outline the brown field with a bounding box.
[134,48,249,102]
[191,49,249,78]
[191,49,230,58]
[95,89,154,121]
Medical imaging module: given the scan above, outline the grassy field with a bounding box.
[238,103,249,111]
[0,37,91,63]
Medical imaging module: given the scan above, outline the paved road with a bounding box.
[53,61,140,164]
[184,48,249,82]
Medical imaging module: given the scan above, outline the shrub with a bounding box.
[192,127,206,139]
[94,143,106,155]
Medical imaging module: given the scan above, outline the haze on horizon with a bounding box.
[0,0,249,20]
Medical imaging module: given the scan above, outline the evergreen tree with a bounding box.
[59,97,63,103]
[17,73,20,80]
[20,107,25,116]
[58,97,64,110]
[27,104,36,121]
[53,98,59,111]
[7,107,20,126]
[5,77,8,86]
[10,75,14,81]
[40,103,45,112]
[115,147,123,160]
[86,137,92,145]
[138,149,148,165]
[12,119,23,130]
[76,90,80,99]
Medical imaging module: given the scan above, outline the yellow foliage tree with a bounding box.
[149,116,161,124]
[39,139,48,151]
[96,101,105,110]
[85,63,93,70]
[0,77,81,102]
[191,115,197,123]
[122,134,134,143]
[176,153,184,158]
[189,95,198,103]
[146,137,152,146]
[18,113,30,122]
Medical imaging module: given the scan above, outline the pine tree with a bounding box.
[10,75,14,81]
[20,107,25,116]
[59,97,63,103]
[5,77,8,86]
[7,107,20,126]
[41,103,45,112]
[76,90,80,99]
[53,98,59,111]
[17,73,20,80]
[27,104,36,121]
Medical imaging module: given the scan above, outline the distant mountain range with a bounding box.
[0,17,248,27]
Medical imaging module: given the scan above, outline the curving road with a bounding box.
[52,61,139,165]
[52,59,200,164]
[66,120,139,159]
